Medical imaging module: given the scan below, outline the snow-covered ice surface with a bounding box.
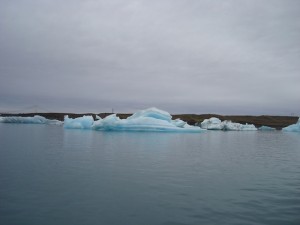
[258,126,276,131]
[282,118,300,132]
[200,117,257,131]
[0,115,62,125]
[64,107,204,132]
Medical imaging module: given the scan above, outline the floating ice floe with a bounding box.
[200,117,223,130]
[64,107,204,132]
[258,126,276,131]
[199,117,257,131]
[223,121,257,131]
[282,118,300,132]
[64,115,94,129]
[0,115,62,125]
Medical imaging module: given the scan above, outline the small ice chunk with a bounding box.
[258,126,276,131]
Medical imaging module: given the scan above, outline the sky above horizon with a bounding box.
[0,0,299,115]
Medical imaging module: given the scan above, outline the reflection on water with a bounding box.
[0,124,300,225]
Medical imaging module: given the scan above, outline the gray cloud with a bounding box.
[0,0,300,115]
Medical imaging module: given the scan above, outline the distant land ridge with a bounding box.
[0,113,298,130]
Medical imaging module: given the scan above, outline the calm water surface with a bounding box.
[0,123,300,225]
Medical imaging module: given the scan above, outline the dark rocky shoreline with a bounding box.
[1,112,298,130]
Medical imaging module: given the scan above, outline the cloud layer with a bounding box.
[1,0,299,115]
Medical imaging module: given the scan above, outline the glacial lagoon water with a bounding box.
[0,123,300,225]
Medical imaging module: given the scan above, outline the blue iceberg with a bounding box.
[199,117,257,131]
[258,126,276,131]
[282,118,300,132]
[0,115,62,125]
[63,115,94,129]
[64,107,204,132]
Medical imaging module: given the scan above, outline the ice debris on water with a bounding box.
[64,107,204,132]
[0,115,62,125]
[282,118,300,132]
[200,117,257,131]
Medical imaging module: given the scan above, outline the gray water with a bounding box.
[0,123,300,225]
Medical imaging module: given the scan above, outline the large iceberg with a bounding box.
[64,107,204,132]
[199,117,257,131]
[282,118,300,132]
[0,115,62,125]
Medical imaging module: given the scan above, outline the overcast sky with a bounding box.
[0,0,299,115]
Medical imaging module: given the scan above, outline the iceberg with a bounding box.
[0,115,62,125]
[63,115,94,129]
[282,118,300,132]
[200,117,224,130]
[223,121,257,131]
[199,117,257,131]
[258,126,276,131]
[64,107,204,132]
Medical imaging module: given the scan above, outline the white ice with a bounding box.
[64,107,204,132]
[200,117,223,130]
[282,118,300,132]
[200,117,257,131]
[223,121,257,131]
[0,115,62,125]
